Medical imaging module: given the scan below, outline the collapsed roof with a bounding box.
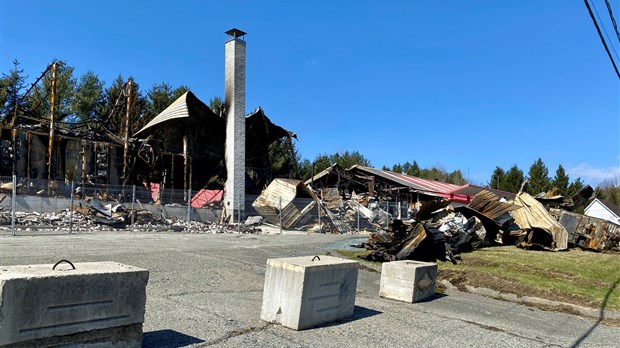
[307,164,515,204]
[131,91,296,191]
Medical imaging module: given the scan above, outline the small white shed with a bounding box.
[584,198,620,225]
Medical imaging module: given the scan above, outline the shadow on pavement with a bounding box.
[142,329,204,348]
[315,305,383,329]
[416,293,448,303]
[571,276,620,348]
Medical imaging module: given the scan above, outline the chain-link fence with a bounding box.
[1,176,404,235]
[0,176,221,235]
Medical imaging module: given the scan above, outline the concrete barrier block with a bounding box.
[260,255,358,330]
[0,261,149,347]
[380,260,437,303]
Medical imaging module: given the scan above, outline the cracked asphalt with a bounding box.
[1,231,618,347]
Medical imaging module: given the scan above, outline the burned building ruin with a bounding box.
[0,29,296,216]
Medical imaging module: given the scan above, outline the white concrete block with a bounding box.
[260,255,358,330]
[380,260,437,303]
[0,261,149,347]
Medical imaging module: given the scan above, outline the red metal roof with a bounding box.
[351,166,471,202]
[191,189,223,208]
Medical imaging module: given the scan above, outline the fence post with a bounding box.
[187,188,191,233]
[279,196,282,235]
[69,181,74,234]
[357,204,360,233]
[317,199,322,233]
[131,185,136,230]
[11,175,16,236]
[237,193,241,233]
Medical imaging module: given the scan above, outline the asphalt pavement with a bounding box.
[0,230,618,347]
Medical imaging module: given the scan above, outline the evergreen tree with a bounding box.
[566,177,585,196]
[406,160,421,177]
[488,166,505,189]
[71,70,105,123]
[312,154,332,174]
[172,85,190,99]
[503,164,524,193]
[297,158,313,181]
[401,161,412,175]
[268,138,295,178]
[209,96,224,116]
[331,150,370,169]
[526,158,550,195]
[448,169,466,185]
[551,164,570,196]
[28,60,76,123]
[100,75,146,134]
[392,163,403,173]
[146,82,174,118]
[0,59,27,121]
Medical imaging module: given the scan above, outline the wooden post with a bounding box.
[47,62,57,184]
[183,135,188,199]
[122,80,132,185]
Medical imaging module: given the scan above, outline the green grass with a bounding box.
[335,247,620,311]
[334,249,381,272]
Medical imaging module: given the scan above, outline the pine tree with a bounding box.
[28,60,76,123]
[72,70,105,123]
[392,163,403,173]
[449,170,466,185]
[488,166,505,189]
[567,177,585,196]
[503,164,525,193]
[526,158,550,195]
[551,164,570,196]
[407,160,421,177]
[0,59,27,121]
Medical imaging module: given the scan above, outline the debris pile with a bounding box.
[0,200,261,234]
[354,185,620,263]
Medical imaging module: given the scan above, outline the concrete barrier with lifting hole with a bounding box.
[260,255,358,330]
[0,260,149,347]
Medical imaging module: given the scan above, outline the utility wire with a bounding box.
[604,0,620,42]
[584,0,620,78]
[592,0,620,61]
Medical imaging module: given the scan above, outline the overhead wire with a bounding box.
[604,0,620,42]
[591,0,620,62]
[584,0,620,78]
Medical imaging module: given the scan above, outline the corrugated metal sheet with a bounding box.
[512,191,568,250]
[252,178,316,227]
[350,165,470,201]
[467,190,520,220]
[134,92,191,137]
[450,184,516,201]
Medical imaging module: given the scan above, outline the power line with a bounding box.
[604,0,620,42]
[584,0,620,78]
[592,0,620,61]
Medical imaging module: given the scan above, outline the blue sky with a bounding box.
[1,0,618,186]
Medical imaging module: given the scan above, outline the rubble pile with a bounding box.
[354,186,620,264]
[0,200,261,234]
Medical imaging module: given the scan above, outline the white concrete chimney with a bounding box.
[224,28,246,221]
